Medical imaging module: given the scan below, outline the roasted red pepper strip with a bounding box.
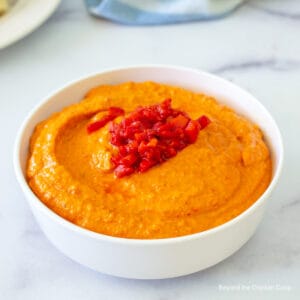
[87,107,124,134]
[108,107,126,117]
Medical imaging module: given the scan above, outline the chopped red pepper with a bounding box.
[198,115,211,129]
[184,120,201,143]
[107,99,211,178]
[114,165,134,178]
[87,107,125,134]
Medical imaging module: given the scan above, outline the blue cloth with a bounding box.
[85,0,245,25]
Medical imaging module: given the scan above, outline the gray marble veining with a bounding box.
[212,58,300,74]
[248,0,300,20]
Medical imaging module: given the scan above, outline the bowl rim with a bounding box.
[13,64,284,245]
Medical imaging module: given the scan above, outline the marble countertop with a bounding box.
[1,0,299,299]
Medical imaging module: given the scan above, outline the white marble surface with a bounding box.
[1,0,300,299]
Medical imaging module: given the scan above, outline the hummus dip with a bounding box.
[27,82,272,239]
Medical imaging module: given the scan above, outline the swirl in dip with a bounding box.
[27,82,272,239]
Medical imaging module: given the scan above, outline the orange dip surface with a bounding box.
[27,82,272,239]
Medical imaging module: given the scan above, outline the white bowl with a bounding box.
[14,65,283,279]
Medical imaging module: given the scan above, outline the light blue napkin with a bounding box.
[85,0,245,25]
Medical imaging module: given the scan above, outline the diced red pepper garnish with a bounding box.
[106,99,211,178]
[114,165,134,178]
[184,120,201,143]
[198,115,211,129]
[87,107,124,134]
[168,114,189,128]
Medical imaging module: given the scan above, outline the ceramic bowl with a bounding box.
[14,65,283,279]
